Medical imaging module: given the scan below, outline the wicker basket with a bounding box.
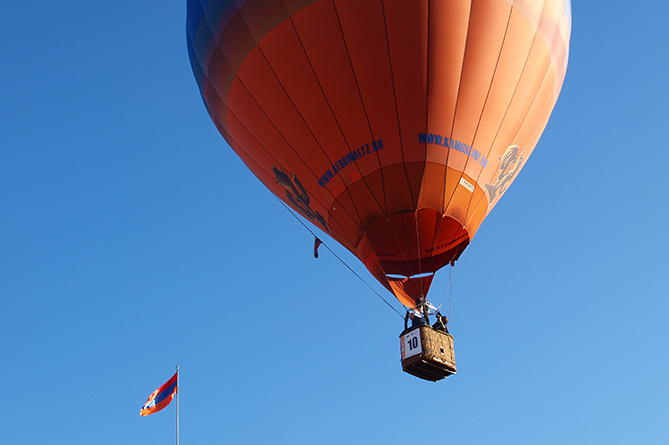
[400,324,456,382]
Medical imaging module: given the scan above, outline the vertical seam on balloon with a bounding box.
[415,211,423,280]
[366,228,391,258]
[377,0,411,285]
[396,213,415,277]
[367,224,412,306]
[456,5,514,229]
[333,0,416,293]
[310,1,386,220]
[377,0,408,282]
[287,12,390,233]
[252,42,367,237]
[331,0,389,217]
[423,0,474,276]
[472,0,555,193]
[441,3,513,238]
[286,15,369,233]
[368,213,416,288]
[440,2,473,210]
[229,121,351,249]
[209,105,347,239]
[464,3,559,229]
[415,0,432,277]
[401,214,413,277]
[225,79,362,246]
[409,0,430,212]
[464,38,555,232]
[464,58,554,233]
[375,0,425,291]
[377,213,419,293]
[464,0,558,232]
[380,0,418,211]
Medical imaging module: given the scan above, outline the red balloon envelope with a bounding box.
[187,0,571,307]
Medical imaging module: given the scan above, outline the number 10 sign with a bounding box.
[401,329,422,360]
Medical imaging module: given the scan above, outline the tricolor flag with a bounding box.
[140,371,178,416]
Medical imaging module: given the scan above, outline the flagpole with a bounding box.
[176,365,179,445]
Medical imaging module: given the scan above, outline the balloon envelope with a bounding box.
[187,0,571,307]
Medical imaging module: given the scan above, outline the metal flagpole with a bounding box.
[176,365,179,445]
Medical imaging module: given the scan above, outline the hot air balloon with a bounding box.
[187,0,571,380]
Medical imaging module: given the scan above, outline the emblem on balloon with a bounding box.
[484,143,525,203]
[273,166,330,234]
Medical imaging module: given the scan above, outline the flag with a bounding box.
[140,371,178,416]
[314,237,322,258]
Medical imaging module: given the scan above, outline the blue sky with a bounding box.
[1,1,668,444]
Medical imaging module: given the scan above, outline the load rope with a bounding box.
[272,195,404,319]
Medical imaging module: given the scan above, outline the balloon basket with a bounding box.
[400,325,456,382]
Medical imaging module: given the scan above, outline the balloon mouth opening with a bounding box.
[357,209,470,278]
[355,209,470,306]
[386,272,435,281]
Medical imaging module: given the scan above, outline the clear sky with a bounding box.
[1,1,668,444]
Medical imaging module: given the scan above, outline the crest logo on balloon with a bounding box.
[273,166,330,234]
[484,143,525,203]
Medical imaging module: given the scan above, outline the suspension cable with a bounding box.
[436,248,468,320]
[272,195,404,319]
[448,266,453,320]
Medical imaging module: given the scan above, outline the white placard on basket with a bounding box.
[401,328,422,360]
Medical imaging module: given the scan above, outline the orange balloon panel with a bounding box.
[187,0,571,307]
